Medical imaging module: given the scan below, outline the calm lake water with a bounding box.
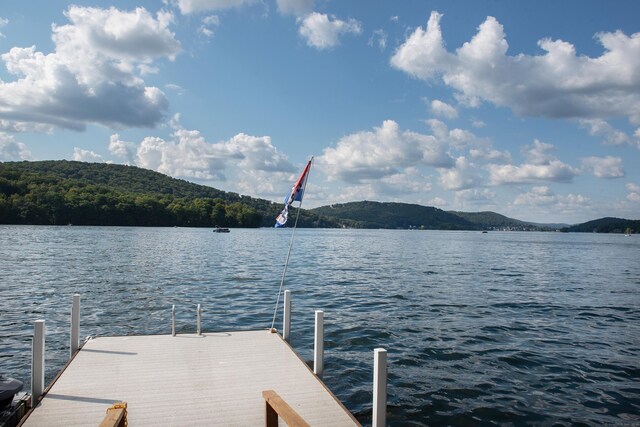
[1,225,639,426]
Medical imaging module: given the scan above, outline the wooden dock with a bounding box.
[20,330,360,426]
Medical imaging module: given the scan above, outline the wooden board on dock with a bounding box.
[21,331,360,426]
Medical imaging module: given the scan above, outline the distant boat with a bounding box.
[625,227,632,237]
[213,226,230,233]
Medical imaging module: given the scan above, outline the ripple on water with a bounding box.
[1,227,639,426]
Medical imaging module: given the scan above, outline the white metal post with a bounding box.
[171,304,176,337]
[70,294,80,357]
[314,310,324,378]
[372,348,387,427]
[283,290,291,343]
[196,304,201,336]
[32,320,45,407]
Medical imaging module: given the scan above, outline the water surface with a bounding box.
[1,226,638,425]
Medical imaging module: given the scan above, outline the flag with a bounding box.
[275,158,312,227]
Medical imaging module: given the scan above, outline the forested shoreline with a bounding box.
[0,161,264,227]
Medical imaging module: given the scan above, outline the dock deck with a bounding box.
[21,330,360,426]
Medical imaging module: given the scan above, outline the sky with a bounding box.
[0,0,639,224]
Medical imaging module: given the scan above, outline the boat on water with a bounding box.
[0,376,27,427]
[213,226,230,233]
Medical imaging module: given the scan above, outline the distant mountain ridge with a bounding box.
[311,201,554,231]
[561,217,640,233]
[1,160,636,232]
[0,160,344,228]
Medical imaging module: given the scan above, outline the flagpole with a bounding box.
[270,158,312,331]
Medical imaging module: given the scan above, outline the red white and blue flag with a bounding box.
[275,159,312,227]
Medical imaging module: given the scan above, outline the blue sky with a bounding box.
[1,0,639,224]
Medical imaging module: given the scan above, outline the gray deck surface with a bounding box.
[22,331,360,426]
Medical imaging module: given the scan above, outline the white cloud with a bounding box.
[199,15,220,38]
[318,119,453,183]
[0,6,180,131]
[580,119,630,146]
[323,169,431,204]
[426,118,510,161]
[298,12,362,50]
[471,118,485,128]
[176,0,257,14]
[430,99,458,119]
[488,161,579,185]
[513,186,590,213]
[368,29,388,51]
[488,140,579,185]
[437,156,481,190]
[0,133,31,160]
[164,83,185,95]
[427,197,447,207]
[522,139,557,165]
[109,134,136,164]
[581,156,625,178]
[129,115,295,189]
[626,182,640,202]
[391,11,640,125]
[0,17,8,38]
[276,0,314,16]
[72,147,103,162]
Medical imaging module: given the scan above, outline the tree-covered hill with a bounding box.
[0,160,346,228]
[310,201,478,230]
[561,217,639,233]
[447,210,551,231]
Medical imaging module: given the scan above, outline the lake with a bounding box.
[1,226,639,426]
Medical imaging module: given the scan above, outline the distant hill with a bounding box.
[447,210,551,231]
[310,201,478,230]
[0,160,346,228]
[3,161,636,232]
[561,217,639,233]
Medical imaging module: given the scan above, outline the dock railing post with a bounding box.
[171,305,176,337]
[196,304,202,336]
[32,320,45,407]
[372,348,387,427]
[314,310,324,378]
[283,290,291,343]
[70,294,80,358]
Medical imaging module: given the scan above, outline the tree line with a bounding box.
[0,163,262,227]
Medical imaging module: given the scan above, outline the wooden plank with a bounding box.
[99,402,127,427]
[262,390,310,427]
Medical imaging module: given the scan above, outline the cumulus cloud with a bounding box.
[298,12,362,49]
[581,155,625,178]
[72,147,103,162]
[430,99,458,119]
[488,140,579,185]
[513,186,590,212]
[580,119,630,146]
[391,11,640,124]
[437,156,481,190]
[0,133,31,160]
[0,6,180,131]
[318,119,453,183]
[109,134,136,164]
[126,115,296,192]
[276,0,314,16]
[426,118,510,161]
[626,182,640,202]
[176,0,257,14]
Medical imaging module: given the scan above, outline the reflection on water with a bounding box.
[1,226,639,425]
